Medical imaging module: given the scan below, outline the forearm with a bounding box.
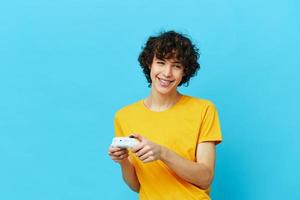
[160,147,213,189]
[120,158,140,192]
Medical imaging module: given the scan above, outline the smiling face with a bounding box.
[149,56,185,95]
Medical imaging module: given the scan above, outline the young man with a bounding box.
[108,31,222,200]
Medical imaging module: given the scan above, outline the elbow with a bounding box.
[129,184,140,193]
[196,169,214,190]
[197,178,212,190]
[197,181,211,190]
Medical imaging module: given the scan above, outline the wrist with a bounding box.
[159,145,168,162]
[119,157,130,166]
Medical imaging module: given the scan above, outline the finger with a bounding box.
[116,151,128,157]
[109,147,122,153]
[139,151,154,161]
[142,156,155,163]
[115,153,129,159]
[131,141,146,153]
[111,153,128,161]
[109,147,126,154]
[135,146,150,157]
[131,133,144,142]
[109,149,128,156]
[118,153,129,159]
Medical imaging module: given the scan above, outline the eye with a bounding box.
[174,65,183,69]
[157,61,165,65]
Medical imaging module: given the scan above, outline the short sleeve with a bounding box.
[114,113,124,137]
[198,103,223,144]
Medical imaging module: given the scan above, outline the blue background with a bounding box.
[0,0,299,199]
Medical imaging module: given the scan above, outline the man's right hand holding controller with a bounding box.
[108,147,129,164]
[108,135,141,192]
[108,135,139,163]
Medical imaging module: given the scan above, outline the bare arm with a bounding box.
[160,142,216,189]
[132,134,216,189]
[108,147,140,192]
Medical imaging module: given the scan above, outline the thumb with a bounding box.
[130,133,144,142]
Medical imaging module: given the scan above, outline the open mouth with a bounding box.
[157,77,174,87]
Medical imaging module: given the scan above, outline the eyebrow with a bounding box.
[172,61,181,64]
[156,58,181,64]
[170,60,182,65]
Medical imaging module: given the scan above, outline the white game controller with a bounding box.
[111,137,139,148]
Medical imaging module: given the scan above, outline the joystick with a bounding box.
[111,137,139,148]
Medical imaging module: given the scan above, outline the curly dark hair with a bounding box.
[138,31,200,87]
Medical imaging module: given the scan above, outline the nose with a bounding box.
[163,65,172,77]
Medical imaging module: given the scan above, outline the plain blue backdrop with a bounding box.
[0,0,299,199]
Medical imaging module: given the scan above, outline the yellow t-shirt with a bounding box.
[114,95,222,200]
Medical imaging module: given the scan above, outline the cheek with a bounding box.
[149,68,155,78]
[150,67,159,78]
[176,72,184,81]
[149,69,157,82]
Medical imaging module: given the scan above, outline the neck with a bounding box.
[144,89,182,111]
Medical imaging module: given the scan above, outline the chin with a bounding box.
[154,85,176,95]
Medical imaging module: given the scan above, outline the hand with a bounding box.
[108,146,129,164]
[131,134,163,163]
